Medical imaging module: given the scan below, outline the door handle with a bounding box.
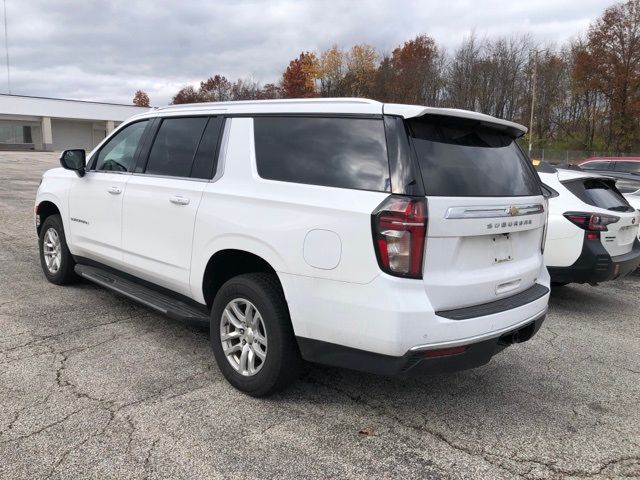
[107,186,122,195]
[169,195,190,206]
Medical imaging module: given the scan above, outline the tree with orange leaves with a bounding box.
[390,35,444,105]
[281,51,319,98]
[583,0,640,151]
[132,90,150,107]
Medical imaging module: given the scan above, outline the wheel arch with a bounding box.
[201,249,284,310]
[35,200,62,235]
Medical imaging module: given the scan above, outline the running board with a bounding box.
[74,264,209,326]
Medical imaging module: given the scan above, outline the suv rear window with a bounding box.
[563,178,634,212]
[407,116,541,197]
[254,116,390,191]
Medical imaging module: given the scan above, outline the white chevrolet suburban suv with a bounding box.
[35,98,550,396]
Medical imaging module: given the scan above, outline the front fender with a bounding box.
[35,173,72,249]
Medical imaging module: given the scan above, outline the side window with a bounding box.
[581,161,610,170]
[253,116,390,191]
[95,121,148,172]
[614,161,640,173]
[191,117,224,179]
[144,117,208,178]
[541,183,559,198]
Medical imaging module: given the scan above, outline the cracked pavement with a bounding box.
[1,152,639,479]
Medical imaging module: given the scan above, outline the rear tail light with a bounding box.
[563,212,619,232]
[372,195,427,279]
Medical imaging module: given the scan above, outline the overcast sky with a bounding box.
[3,0,615,106]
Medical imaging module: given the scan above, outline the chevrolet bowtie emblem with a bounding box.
[508,206,520,216]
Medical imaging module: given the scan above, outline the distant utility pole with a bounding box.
[528,49,548,156]
[3,0,10,94]
[528,50,538,156]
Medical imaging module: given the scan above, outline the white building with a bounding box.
[0,94,149,151]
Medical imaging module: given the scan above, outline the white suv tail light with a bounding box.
[371,195,428,279]
[563,211,620,240]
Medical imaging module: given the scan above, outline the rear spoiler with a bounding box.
[560,176,618,188]
[383,104,527,138]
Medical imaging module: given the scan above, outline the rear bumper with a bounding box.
[297,313,546,376]
[548,238,640,284]
[281,264,550,358]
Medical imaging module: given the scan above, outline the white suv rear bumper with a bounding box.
[280,264,550,358]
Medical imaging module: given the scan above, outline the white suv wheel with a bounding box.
[43,227,62,274]
[220,298,268,376]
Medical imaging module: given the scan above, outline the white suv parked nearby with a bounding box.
[35,98,550,396]
[538,162,640,285]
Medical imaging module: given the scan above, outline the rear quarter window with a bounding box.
[581,161,611,170]
[408,116,541,197]
[254,116,390,192]
[563,178,634,212]
[613,161,640,173]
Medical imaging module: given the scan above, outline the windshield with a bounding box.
[408,117,541,197]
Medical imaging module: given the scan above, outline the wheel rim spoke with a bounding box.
[230,303,246,324]
[247,305,259,328]
[239,344,249,373]
[252,345,266,361]
[220,330,241,342]
[220,298,268,377]
[254,333,267,348]
[247,348,256,374]
[223,343,242,356]
[224,307,244,330]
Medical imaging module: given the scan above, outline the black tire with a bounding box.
[38,214,78,285]
[551,282,570,287]
[210,273,302,397]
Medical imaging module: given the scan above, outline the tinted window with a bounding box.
[613,161,640,173]
[191,117,223,179]
[23,126,32,143]
[581,161,611,171]
[541,183,559,198]
[408,117,540,197]
[384,115,424,195]
[95,121,148,172]
[563,178,634,212]
[145,117,208,178]
[254,117,390,191]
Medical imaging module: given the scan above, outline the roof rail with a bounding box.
[155,97,382,111]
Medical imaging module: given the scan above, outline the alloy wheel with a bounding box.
[220,298,268,376]
[43,228,62,274]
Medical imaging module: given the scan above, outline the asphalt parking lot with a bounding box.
[1,152,639,480]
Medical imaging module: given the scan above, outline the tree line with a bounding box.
[133,0,640,153]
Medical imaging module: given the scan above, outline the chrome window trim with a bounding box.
[445,203,545,219]
[129,172,210,183]
[83,169,131,175]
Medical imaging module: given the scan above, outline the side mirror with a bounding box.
[60,149,86,177]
